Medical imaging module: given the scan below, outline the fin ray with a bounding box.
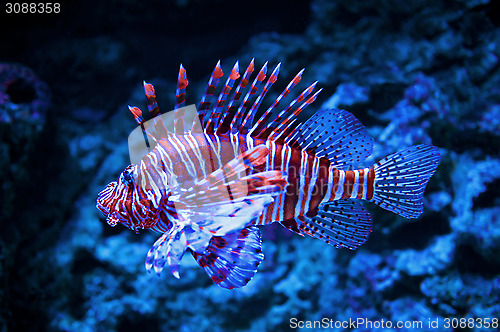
[207,61,240,134]
[286,109,374,169]
[240,63,281,134]
[258,81,318,140]
[230,62,268,134]
[174,64,189,133]
[195,60,224,132]
[192,226,264,289]
[281,200,372,250]
[250,68,304,137]
[370,144,441,218]
[143,82,170,138]
[217,59,255,134]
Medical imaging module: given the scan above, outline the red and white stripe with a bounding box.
[118,131,377,233]
[321,167,375,203]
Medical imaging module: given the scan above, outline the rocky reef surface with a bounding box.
[1,0,499,331]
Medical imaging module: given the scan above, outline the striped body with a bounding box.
[138,132,375,233]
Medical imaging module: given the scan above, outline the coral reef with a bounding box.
[1,0,499,331]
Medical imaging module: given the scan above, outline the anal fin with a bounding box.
[281,200,372,250]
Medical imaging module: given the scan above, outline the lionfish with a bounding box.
[97,60,441,289]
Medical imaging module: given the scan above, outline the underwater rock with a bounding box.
[70,106,108,123]
[0,63,50,125]
[395,235,455,276]
[479,104,500,134]
[322,82,370,109]
[449,152,500,263]
[421,272,500,317]
[0,63,50,222]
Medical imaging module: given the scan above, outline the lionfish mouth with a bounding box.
[96,181,117,215]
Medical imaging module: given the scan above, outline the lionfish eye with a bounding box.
[121,169,134,185]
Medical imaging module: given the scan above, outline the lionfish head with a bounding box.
[96,164,145,230]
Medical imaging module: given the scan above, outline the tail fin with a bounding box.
[370,144,441,218]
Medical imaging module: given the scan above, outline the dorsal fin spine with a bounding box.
[197,60,224,131]
[217,59,255,134]
[278,88,323,142]
[128,105,157,143]
[206,61,240,134]
[230,62,268,134]
[240,63,281,134]
[261,81,318,140]
[144,81,160,117]
[175,64,189,109]
[174,64,189,134]
[250,68,304,138]
[143,81,170,139]
[128,105,146,126]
